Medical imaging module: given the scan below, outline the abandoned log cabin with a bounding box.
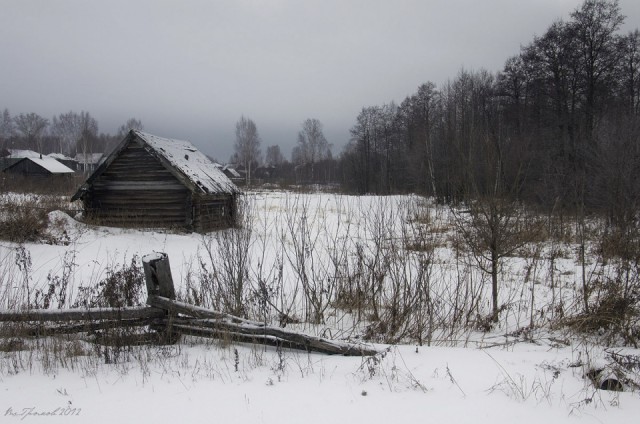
[71,130,240,232]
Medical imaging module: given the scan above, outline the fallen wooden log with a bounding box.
[148,295,378,356]
[166,319,377,356]
[157,322,343,354]
[148,295,256,324]
[0,306,165,323]
[1,317,162,338]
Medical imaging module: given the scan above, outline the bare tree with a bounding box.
[14,113,49,153]
[295,118,331,180]
[117,118,144,139]
[265,145,284,166]
[234,116,261,185]
[570,0,625,141]
[51,111,81,155]
[396,84,441,197]
[453,196,539,323]
[619,29,640,115]
[0,109,14,146]
[76,112,99,172]
[50,111,99,161]
[346,107,376,193]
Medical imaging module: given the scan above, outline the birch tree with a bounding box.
[234,116,261,185]
[295,118,331,180]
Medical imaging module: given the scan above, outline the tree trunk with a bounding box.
[491,249,499,322]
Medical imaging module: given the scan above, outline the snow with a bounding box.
[24,157,75,174]
[134,130,239,194]
[141,252,165,263]
[0,190,639,423]
[1,343,637,423]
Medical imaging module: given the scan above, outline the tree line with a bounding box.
[0,109,143,158]
[341,0,639,222]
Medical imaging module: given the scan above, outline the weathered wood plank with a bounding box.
[158,322,335,353]
[147,296,248,322]
[89,202,187,211]
[142,254,176,300]
[87,211,186,220]
[1,317,161,337]
[99,172,179,181]
[0,306,165,323]
[93,181,187,189]
[168,318,378,356]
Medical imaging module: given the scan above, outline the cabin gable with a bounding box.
[83,139,193,229]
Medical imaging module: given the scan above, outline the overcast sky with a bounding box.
[2,0,639,161]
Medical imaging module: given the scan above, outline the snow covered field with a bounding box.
[1,190,639,423]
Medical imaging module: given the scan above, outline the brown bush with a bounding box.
[72,256,145,308]
[0,203,48,243]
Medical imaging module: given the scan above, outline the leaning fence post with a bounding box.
[142,252,180,344]
[142,252,176,300]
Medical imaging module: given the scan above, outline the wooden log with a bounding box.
[168,318,377,356]
[148,296,378,356]
[0,306,165,323]
[587,367,625,392]
[1,317,162,337]
[147,295,251,323]
[142,253,176,300]
[158,322,327,353]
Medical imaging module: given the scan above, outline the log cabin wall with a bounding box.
[192,193,236,232]
[84,140,192,229]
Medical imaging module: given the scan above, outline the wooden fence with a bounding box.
[0,252,377,356]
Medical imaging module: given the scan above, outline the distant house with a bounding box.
[75,152,104,172]
[214,163,243,183]
[0,149,43,171]
[2,156,75,177]
[71,130,240,232]
[47,153,78,171]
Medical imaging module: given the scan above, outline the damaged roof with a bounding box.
[133,130,239,194]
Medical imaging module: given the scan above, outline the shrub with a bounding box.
[73,255,145,308]
[0,203,48,243]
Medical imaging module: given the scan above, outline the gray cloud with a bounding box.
[2,0,639,160]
